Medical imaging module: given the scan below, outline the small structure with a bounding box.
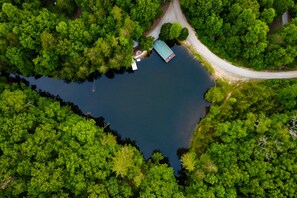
[153,40,175,62]
[282,11,289,25]
[132,59,138,71]
[133,40,139,48]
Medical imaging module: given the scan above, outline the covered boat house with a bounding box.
[153,40,175,62]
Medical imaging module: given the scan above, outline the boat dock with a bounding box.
[132,59,138,70]
[153,40,176,62]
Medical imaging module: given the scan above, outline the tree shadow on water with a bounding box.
[93,116,140,149]
[147,150,170,165]
[176,147,190,185]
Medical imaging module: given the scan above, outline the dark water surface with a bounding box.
[25,45,214,172]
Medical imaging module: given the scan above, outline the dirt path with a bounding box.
[148,0,297,81]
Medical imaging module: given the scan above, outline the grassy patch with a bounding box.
[180,42,215,74]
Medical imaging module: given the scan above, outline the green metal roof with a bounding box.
[153,40,175,62]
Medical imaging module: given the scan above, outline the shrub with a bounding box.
[178,27,189,41]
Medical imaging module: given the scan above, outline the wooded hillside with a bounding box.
[0,76,184,197]
[0,0,169,80]
[181,79,297,197]
[181,0,297,70]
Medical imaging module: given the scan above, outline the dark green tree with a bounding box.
[159,22,172,40]
[139,36,154,51]
[178,27,189,41]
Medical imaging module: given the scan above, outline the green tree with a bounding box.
[181,152,197,172]
[273,0,294,15]
[181,0,297,70]
[178,27,189,41]
[204,13,223,37]
[186,79,297,197]
[55,0,77,16]
[0,0,166,80]
[159,22,172,40]
[159,22,187,41]
[169,22,183,40]
[205,86,225,103]
[139,164,185,198]
[260,8,276,24]
[40,31,56,49]
[112,146,135,177]
[139,36,154,51]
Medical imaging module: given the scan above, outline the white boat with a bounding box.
[132,59,138,70]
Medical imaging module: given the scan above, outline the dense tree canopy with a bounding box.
[1,74,297,197]
[159,22,189,41]
[0,0,169,80]
[0,76,183,197]
[181,0,297,70]
[139,36,155,51]
[2,1,297,195]
[182,79,297,197]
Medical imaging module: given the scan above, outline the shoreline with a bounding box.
[180,41,246,83]
[145,0,297,81]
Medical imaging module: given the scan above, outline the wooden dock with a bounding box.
[132,59,138,70]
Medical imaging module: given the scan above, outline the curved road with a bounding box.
[148,0,297,81]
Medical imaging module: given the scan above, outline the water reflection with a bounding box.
[25,45,214,173]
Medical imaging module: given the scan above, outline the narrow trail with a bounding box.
[148,0,297,81]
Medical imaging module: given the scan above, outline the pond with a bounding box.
[25,45,214,173]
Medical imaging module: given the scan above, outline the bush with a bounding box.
[139,36,154,51]
[159,23,172,40]
[159,23,188,41]
[169,22,183,40]
[178,27,189,41]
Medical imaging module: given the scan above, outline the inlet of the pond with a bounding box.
[25,45,214,174]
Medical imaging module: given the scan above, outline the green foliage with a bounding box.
[112,146,136,177]
[260,8,276,24]
[186,79,297,197]
[181,0,297,70]
[273,0,294,16]
[139,36,154,51]
[181,152,197,172]
[0,78,184,197]
[159,22,188,41]
[178,27,189,41]
[0,0,166,80]
[169,22,183,40]
[276,83,297,110]
[1,66,297,198]
[205,86,225,103]
[129,0,164,30]
[159,22,172,41]
[139,164,185,198]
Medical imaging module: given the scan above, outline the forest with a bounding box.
[0,0,169,80]
[1,76,297,197]
[181,79,297,197]
[0,76,184,197]
[180,0,297,70]
[1,0,297,197]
